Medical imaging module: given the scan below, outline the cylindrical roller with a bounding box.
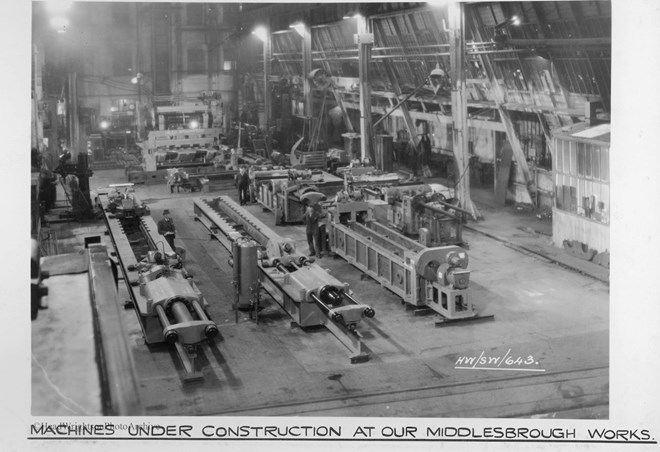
[170,300,194,324]
[235,239,259,309]
[319,286,342,307]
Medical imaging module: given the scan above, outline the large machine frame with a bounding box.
[362,183,468,247]
[252,168,344,224]
[327,200,491,324]
[194,195,375,363]
[97,190,220,380]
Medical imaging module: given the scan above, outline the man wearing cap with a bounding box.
[157,209,176,249]
[235,166,250,205]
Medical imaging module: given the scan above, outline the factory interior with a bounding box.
[21,0,657,425]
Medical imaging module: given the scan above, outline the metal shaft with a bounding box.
[310,293,332,314]
[156,304,179,344]
[424,200,470,217]
[275,262,290,273]
[341,291,361,306]
[155,305,170,328]
[343,292,375,318]
[191,300,209,321]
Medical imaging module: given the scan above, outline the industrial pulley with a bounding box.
[308,68,333,90]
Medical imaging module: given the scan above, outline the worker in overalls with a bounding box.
[157,209,176,250]
[236,166,250,205]
[303,201,322,257]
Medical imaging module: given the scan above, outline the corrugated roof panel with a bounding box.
[556,1,574,20]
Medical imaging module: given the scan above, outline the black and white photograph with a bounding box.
[4,0,660,450]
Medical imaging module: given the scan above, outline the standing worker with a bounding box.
[303,200,322,257]
[418,133,432,177]
[236,166,250,205]
[158,209,176,249]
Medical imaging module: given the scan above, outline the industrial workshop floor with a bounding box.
[32,169,609,418]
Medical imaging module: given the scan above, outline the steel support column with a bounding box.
[357,15,373,162]
[302,21,313,118]
[67,72,79,157]
[448,2,479,219]
[263,22,272,128]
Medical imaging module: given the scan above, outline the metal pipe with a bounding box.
[421,202,460,219]
[372,77,429,128]
[274,48,525,63]
[507,37,611,47]
[424,199,472,216]
[363,187,380,197]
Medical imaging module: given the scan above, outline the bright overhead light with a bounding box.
[100,120,109,130]
[252,26,268,42]
[342,13,361,20]
[289,23,305,37]
[430,63,446,78]
[189,120,200,129]
[511,15,521,26]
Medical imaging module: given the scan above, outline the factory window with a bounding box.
[600,146,609,182]
[553,137,610,223]
[577,142,586,176]
[187,48,206,74]
[592,146,601,180]
[112,47,133,76]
